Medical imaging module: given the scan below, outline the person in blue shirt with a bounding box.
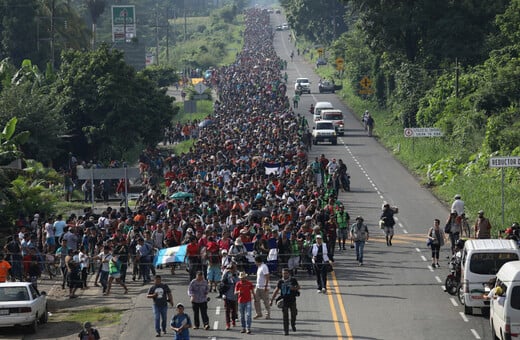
[170,303,192,340]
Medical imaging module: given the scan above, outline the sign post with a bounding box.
[112,5,136,42]
[403,128,444,153]
[489,156,520,226]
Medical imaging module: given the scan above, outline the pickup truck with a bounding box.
[312,120,337,145]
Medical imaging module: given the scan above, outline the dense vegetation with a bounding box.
[281,0,520,230]
[0,0,248,232]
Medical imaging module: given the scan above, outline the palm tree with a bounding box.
[86,0,107,49]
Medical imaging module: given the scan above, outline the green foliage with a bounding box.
[53,44,175,160]
[140,65,180,87]
[0,118,30,166]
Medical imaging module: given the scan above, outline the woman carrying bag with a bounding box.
[427,219,446,268]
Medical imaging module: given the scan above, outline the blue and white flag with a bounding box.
[153,245,187,267]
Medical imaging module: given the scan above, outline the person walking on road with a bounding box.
[427,219,446,268]
[311,235,332,293]
[366,113,375,136]
[235,271,255,334]
[451,194,465,221]
[221,263,239,330]
[350,216,369,266]
[270,268,301,336]
[187,271,210,330]
[170,303,192,340]
[475,210,492,239]
[292,92,300,109]
[380,203,397,246]
[147,275,174,337]
[336,205,350,250]
[253,256,271,320]
[445,212,461,254]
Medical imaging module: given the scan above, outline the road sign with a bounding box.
[317,48,324,55]
[77,167,140,180]
[403,128,443,137]
[358,88,374,95]
[194,82,207,95]
[359,76,372,89]
[489,156,520,168]
[335,57,344,65]
[111,6,136,42]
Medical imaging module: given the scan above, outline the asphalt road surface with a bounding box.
[1,12,493,340]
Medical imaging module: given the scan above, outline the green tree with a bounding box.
[53,44,175,161]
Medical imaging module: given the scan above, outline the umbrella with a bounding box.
[170,191,194,199]
[199,119,213,128]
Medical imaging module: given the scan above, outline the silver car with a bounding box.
[0,282,48,333]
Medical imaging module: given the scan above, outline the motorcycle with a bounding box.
[445,253,461,295]
[445,242,464,295]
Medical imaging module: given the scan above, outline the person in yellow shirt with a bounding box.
[0,253,12,282]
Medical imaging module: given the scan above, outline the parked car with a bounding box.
[0,282,48,333]
[318,80,335,93]
[281,23,289,30]
[275,25,283,31]
[295,78,311,94]
[312,120,337,145]
[316,58,327,66]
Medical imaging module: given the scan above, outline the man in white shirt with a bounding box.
[53,214,66,244]
[253,255,271,319]
[451,194,465,217]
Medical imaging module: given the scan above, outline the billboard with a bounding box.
[112,5,136,42]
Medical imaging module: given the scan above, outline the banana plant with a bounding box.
[0,117,30,166]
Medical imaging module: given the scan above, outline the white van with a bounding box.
[490,260,520,340]
[313,101,333,122]
[320,109,344,136]
[461,239,520,315]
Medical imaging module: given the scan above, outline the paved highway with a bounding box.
[117,13,494,340]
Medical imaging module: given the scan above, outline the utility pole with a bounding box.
[455,58,460,98]
[50,0,56,68]
[155,0,159,64]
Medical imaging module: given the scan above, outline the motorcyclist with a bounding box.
[309,104,315,115]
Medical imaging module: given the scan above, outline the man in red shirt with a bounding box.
[234,271,256,334]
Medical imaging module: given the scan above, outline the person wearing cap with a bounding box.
[350,216,369,266]
[170,303,192,340]
[220,263,239,330]
[311,234,332,293]
[234,271,255,334]
[451,194,465,220]
[78,321,100,340]
[474,210,492,239]
[147,275,174,337]
[187,271,210,330]
[229,238,247,272]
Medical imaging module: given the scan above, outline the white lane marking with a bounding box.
[215,306,221,315]
[379,195,384,199]
[434,276,441,283]
[213,321,219,330]
[470,329,481,339]
[403,229,408,234]
[398,223,404,228]
[450,298,458,307]
[415,248,421,252]
[420,255,427,261]
[428,266,434,272]
[459,312,469,322]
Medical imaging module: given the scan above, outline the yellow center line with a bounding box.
[330,271,353,339]
[326,277,344,340]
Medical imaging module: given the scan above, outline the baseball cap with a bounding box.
[84,321,92,329]
[315,234,322,239]
[176,303,184,309]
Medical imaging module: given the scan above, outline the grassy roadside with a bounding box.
[311,55,520,234]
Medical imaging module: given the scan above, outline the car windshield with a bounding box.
[317,122,334,130]
[297,79,309,84]
[0,287,30,302]
[323,113,343,120]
